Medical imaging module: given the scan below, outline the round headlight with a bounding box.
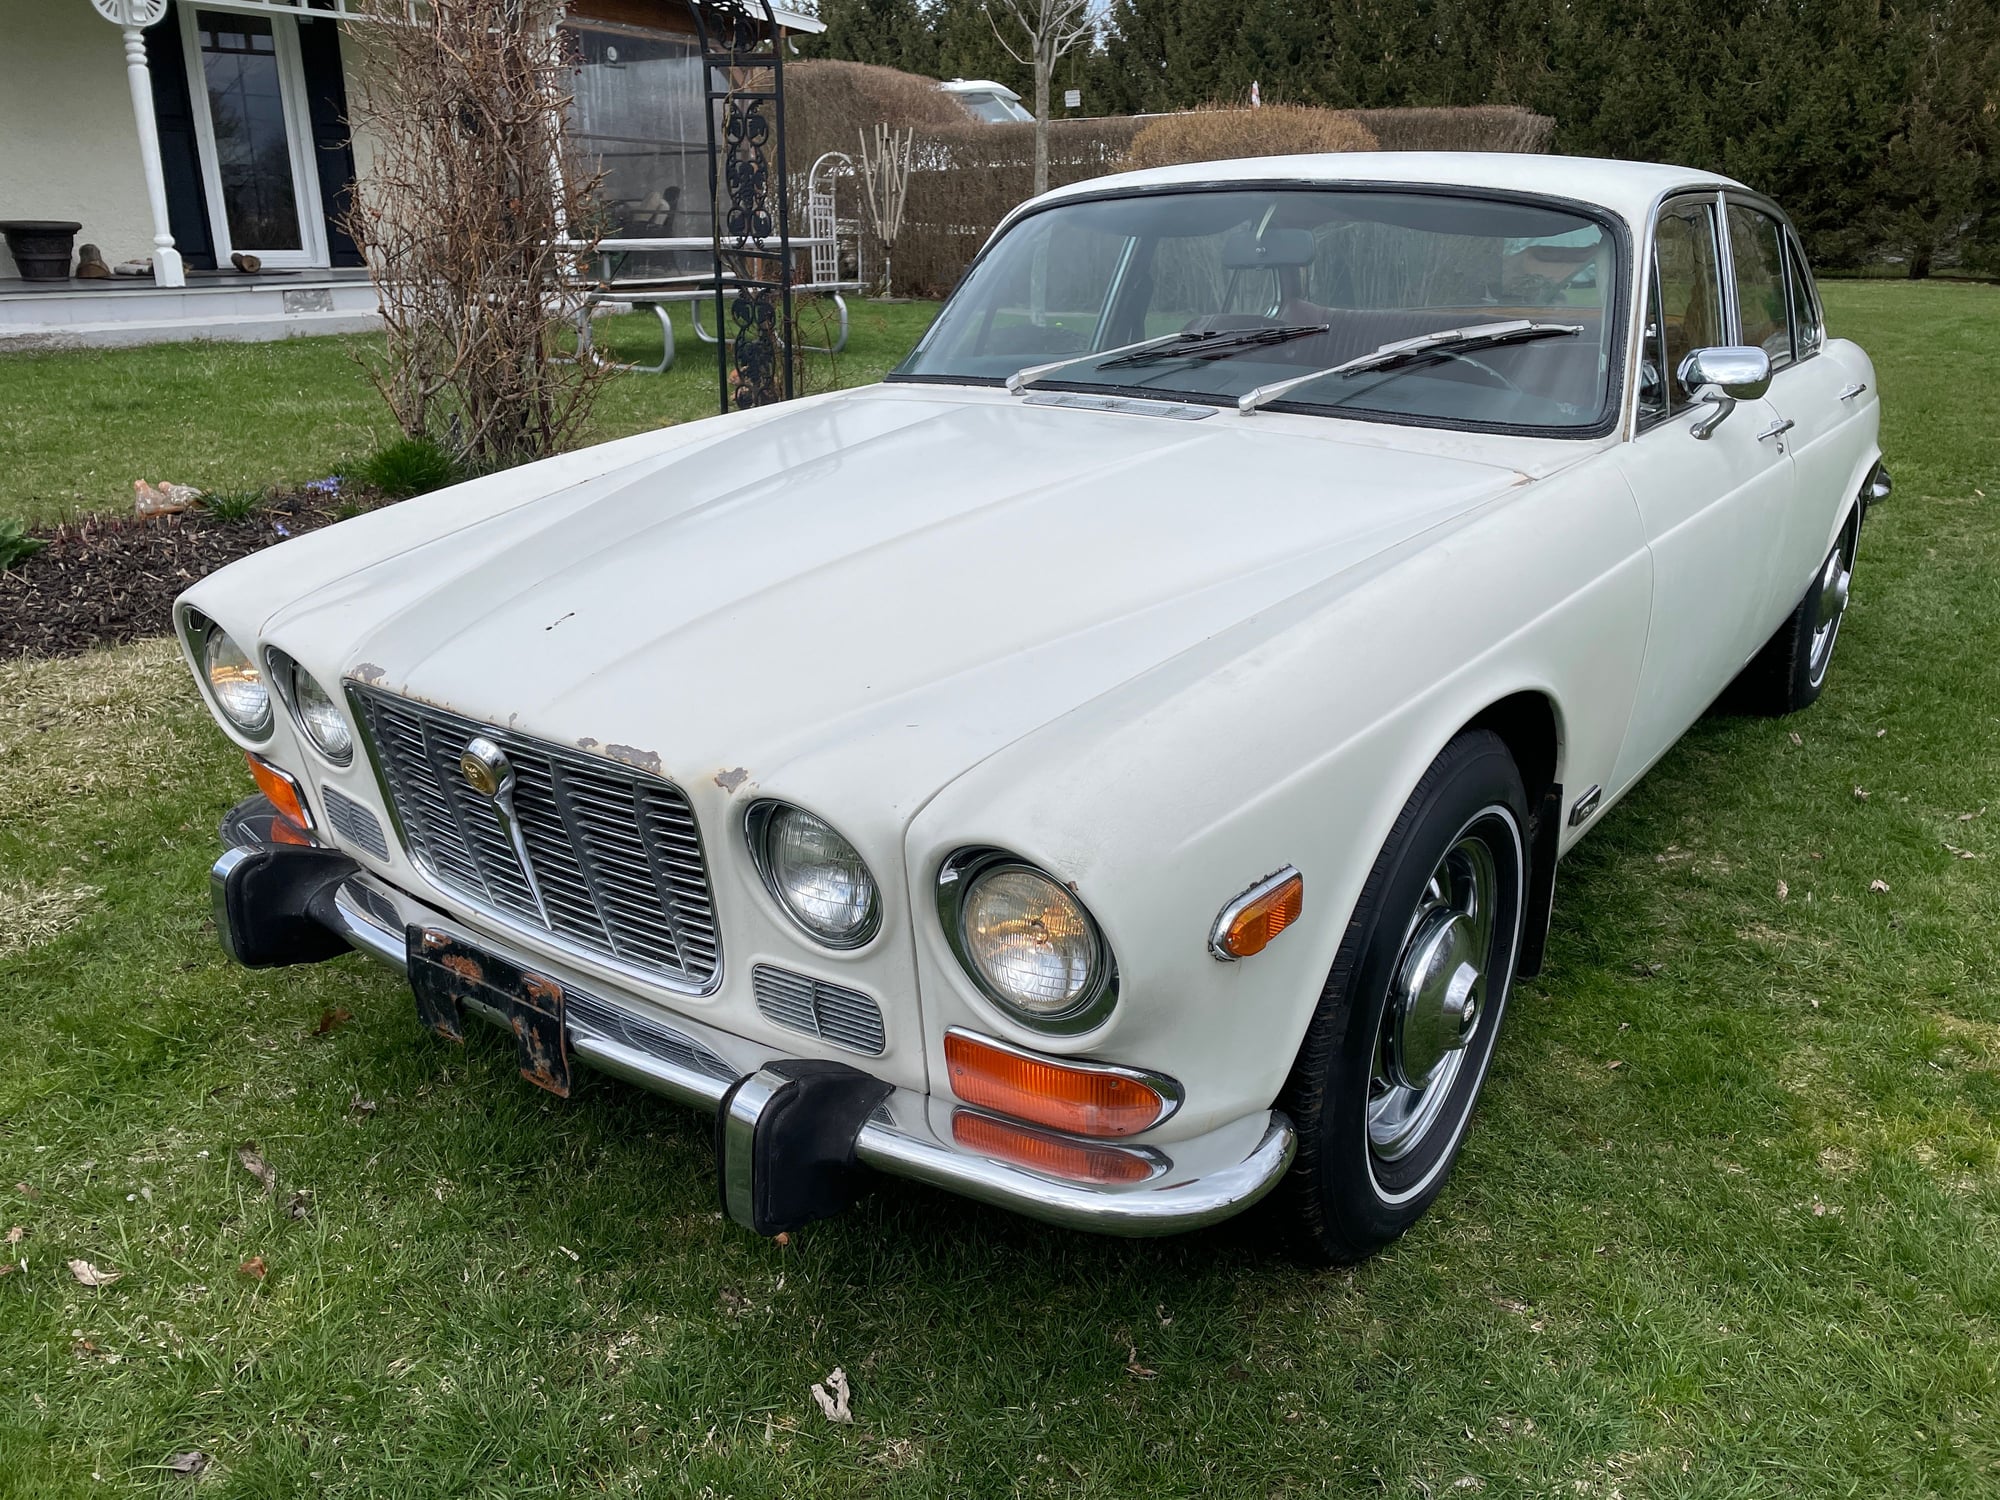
[750,803,880,947]
[202,626,271,734]
[942,852,1116,1030]
[290,664,353,764]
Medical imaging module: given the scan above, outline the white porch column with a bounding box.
[92,0,185,287]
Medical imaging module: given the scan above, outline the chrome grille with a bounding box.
[752,964,886,1055]
[347,686,721,992]
[322,785,390,862]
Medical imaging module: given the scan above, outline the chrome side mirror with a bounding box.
[1676,346,1772,439]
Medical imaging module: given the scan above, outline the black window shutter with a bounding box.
[143,3,216,271]
[296,17,363,267]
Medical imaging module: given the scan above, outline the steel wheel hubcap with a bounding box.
[1809,537,1853,681]
[1370,834,1498,1162]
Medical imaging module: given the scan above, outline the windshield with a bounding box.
[892,188,1622,432]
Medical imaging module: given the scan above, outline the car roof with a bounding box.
[1029,151,1747,229]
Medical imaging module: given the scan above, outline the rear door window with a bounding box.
[1727,204,1792,364]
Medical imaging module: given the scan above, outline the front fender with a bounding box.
[904,457,1652,1140]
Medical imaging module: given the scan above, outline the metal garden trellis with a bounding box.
[688,0,797,412]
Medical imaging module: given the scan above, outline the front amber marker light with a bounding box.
[1211,867,1304,960]
[951,1110,1161,1184]
[246,753,313,836]
[943,1030,1173,1138]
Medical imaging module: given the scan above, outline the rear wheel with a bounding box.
[1730,508,1860,716]
[1277,730,1527,1263]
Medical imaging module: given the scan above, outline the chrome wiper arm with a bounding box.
[1006,332,1191,394]
[1099,323,1330,369]
[1236,320,1584,415]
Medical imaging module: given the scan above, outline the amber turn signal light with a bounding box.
[246,753,313,835]
[943,1030,1176,1138]
[1211,867,1303,959]
[951,1110,1161,1184]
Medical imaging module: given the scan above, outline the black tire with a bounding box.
[1728,507,1860,717]
[1276,730,1528,1264]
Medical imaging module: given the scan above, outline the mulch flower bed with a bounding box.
[0,487,386,660]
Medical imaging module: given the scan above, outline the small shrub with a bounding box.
[198,489,265,522]
[1124,107,1379,171]
[350,437,460,499]
[0,520,47,571]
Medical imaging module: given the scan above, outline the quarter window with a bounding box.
[1727,204,1791,364]
[1648,198,1724,421]
[1786,231,1823,358]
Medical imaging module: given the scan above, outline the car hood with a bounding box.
[258,386,1576,811]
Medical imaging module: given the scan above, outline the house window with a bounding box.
[196,12,303,252]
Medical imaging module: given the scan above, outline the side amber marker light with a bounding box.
[951,1110,1162,1184]
[246,753,313,834]
[1212,867,1304,960]
[943,1029,1175,1138]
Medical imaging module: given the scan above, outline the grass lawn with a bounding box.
[2,281,1998,1496]
[0,299,941,529]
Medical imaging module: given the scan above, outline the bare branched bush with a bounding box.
[1124,108,1379,171]
[345,0,609,474]
[1351,106,1556,154]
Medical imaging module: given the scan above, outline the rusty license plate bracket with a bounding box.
[406,927,572,1097]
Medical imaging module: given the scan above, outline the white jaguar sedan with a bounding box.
[183,154,1885,1262]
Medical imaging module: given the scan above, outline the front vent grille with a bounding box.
[753,964,887,1055]
[322,784,390,862]
[564,989,736,1081]
[347,686,721,993]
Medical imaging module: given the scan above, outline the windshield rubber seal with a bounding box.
[886,179,1634,442]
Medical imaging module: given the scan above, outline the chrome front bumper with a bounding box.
[211,838,1295,1238]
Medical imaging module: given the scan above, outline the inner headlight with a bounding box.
[269,649,353,765]
[939,850,1116,1032]
[747,802,880,948]
[199,623,271,735]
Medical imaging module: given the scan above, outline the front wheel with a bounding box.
[1276,730,1528,1263]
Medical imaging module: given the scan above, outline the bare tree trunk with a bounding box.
[1032,48,1051,198]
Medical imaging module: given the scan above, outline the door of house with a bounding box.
[179,6,328,268]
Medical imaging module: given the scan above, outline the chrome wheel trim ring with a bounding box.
[1365,804,1524,1206]
[1808,529,1855,688]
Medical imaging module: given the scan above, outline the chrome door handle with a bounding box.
[1757,418,1796,442]
[1838,382,1867,400]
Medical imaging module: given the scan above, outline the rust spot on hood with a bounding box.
[578,740,664,776]
[352,662,388,686]
[714,767,750,793]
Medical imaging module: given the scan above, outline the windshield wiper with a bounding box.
[1098,323,1330,368]
[1005,324,1331,392]
[1005,332,1190,393]
[1236,320,1583,415]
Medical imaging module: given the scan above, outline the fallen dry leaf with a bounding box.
[1777,879,1789,901]
[1944,844,1980,860]
[1853,786,1870,802]
[1960,808,1986,822]
[811,1366,853,1423]
[239,1255,267,1281]
[1788,732,1802,746]
[1870,879,1891,893]
[0,1264,14,1278]
[310,1007,354,1037]
[1125,1344,1159,1379]
[348,1092,377,1116]
[4,1226,21,1245]
[284,1190,313,1221]
[774,1231,791,1247]
[167,1450,208,1478]
[236,1145,276,1195]
[1606,1060,1624,1070]
[13,1183,37,1200]
[68,1258,122,1288]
